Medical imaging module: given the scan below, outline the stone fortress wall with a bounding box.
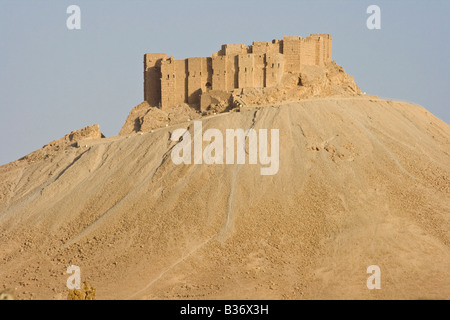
[144,34,332,109]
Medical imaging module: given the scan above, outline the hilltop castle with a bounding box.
[144,34,332,110]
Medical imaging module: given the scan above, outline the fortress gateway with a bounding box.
[143,34,332,110]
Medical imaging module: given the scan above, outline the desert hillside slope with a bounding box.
[0,97,449,299]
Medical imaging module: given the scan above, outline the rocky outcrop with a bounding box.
[119,102,201,136]
[45,124,104,148]
[120,61,363,134]
[18,124,104,164]
[234,61,362,106]
[67,282,96,300]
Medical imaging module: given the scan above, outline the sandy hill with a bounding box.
[0,97,449,300]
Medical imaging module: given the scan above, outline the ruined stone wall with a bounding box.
[265,53,284,87]
[160,57,177,108]
[321,34,332,63]
[226,55,239,91]
[307,34,332,66]
[283,36,302,73]
[238,54,255,88]
[144,34,332,109]
[300,37,316,66]
[252,40,282,55]
[212,56,227,92]
[144,53,168,107]
[175,59,187,106]
[187,57,211,105]
[221,44,248,56]
[253,54,265,88]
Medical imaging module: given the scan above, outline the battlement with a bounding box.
[144,34,332,109]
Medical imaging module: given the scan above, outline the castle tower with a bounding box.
[187,57,212,105]
[144,53,167,107]
[282,36,302,73]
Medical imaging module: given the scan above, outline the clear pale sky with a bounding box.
[0,0,449,165]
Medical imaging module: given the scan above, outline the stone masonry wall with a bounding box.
[144,34,332,109]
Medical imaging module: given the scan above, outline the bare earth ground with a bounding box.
[0,96,449,299]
